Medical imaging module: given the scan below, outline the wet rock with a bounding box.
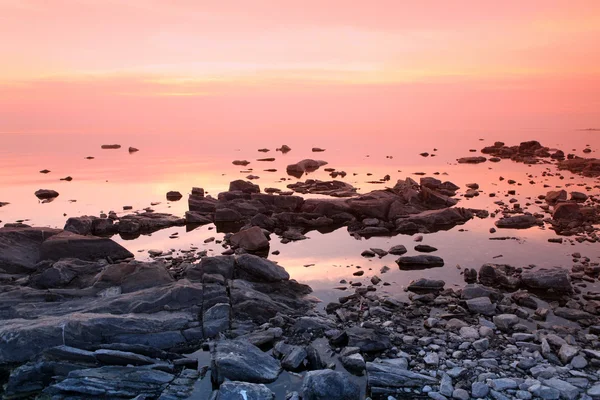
[35,189,59,200]
[40,231,134,262]
[128,147,139,152]
[545,190,567,204]
[553,202,583,221]
[185,211,212,225]
[388,244,408,255]
[281,345,307,371]
[211,340,281,384]
[415,244,438,253]
[166,191,183,201]
[215,208,244,222]
[521,268,572,293]
[229,179,260,194]
[94,349,157,366]
[312,147,326,152]
[495,214,540,229]
[396,255,444,269]
[214,381,275,400]
[92,260,173,292]
[203,303,231,338]
[118,213,185,235]
[232,160,250,166]
[341,353,366,374]
[558,158,600,178]
[101,144,121,149]
[276,145,292,153]
[230,226,270,252]
[301,370,360,400]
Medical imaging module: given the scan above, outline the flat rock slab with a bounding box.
[45,366,174,398]
[211,340,282,384]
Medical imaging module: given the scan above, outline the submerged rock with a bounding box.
[396,255,445,269]
[286,159,328,178]
[35,189,59,200]
[495,215,541,229]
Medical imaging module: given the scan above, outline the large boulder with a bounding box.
[40,231,133,262]
[211,340,282,384]
[229,180,260,194]
[301,370,361,400]
[553,202,583,221]
[0,227,62,274]
[230,226,270,252]
[521,268,572,293]
[235,254,289,282]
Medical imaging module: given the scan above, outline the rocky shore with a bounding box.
[0,140,598,399]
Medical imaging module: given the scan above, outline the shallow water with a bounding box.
[0,127,599,296]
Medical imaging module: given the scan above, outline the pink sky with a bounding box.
[1,1,599,134]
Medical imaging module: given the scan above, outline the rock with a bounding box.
[44,366,174,398]
[281,346,308,371]
[415,244,438,253]
[347,327,391,352]
[558,344,579,364]
[545,190,568,205]
[571,355,587,369]
[230,226,270,252]
[0,226,62,274]
[232,160,251,166]
[94,349,157,366]
[493,314,519,331]
[293,316,336,332]
[215,208,243,222]
[128,147,139,152]
[588,384,600,398]
[457,156,487,164]
[340,353,366,374]
[101,144,121,149]
[203,303,231,338]
[211,340,281,384]
[472,382,490,398]
[235,253,289,282]
[185,211,212,225]
[229,179,260,193]
[521,268,572,293]
[30,258,105,289]
[40,231,134,262]
[571,192,588,202]
[288,180,357,197]
[93,260,173,292]
[440,373,453,396]
[388,244,408,255]
[543,378,580,400]
[553,202,583,221]
[34,189,59,200]
[466,297,496,316]
[396,255,444,269]
[453,389,469,400]
[215,381,275,400]
[407,278,445,291]
[286,159,328,178]
[459,326,480,340]
[276,144,292,153]
[118,212,185,235]
[301,370,360,400]
[166,191,183,201]
[367,361,438,389]
[491,378,518,391]
[495,214,540,229]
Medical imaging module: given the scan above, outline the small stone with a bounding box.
[452,389,469,400]
[472,382,490,398]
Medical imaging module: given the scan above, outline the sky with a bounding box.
[1,0,599,134]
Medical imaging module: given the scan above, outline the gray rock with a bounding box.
[0,227,62,274]
[521,268,572,293]
[530,384,560,400]
[452,388,469,400]
[214,381,275,400]
[491,378,518,391]
[493,314,519,331]
[571,355,588,369]
[45,345,98,364]
[407,278,445,291]
[440,373,453,396]
[466,297,496,316]
[472,381,490,398]
[94,349,157,366]
[388,245,408,255]
[235,253,289,282]
[495,214,540,229]
[543,378,579,400]
[45,366,174,398]
[282,346,307,371]
[40,231,134,262]
[428,392,447,400]
[459,326,480,340]
[301,369,360,400]
[203,303,231,338]
[558,344,579,364]
[347,327,391,352]
[473,338,490,352]
[340,353,366,374]
[367,361,438,388]
[588,384,600,398]
[211,340,281,384]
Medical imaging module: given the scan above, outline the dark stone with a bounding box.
[301,370,361,400]
[40,231,134,262]
[211,340,282,384]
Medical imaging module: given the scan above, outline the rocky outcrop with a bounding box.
[40,231,134,262]
[558,157,600,177]
[0,227,62,274]
[287,180,358,197]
